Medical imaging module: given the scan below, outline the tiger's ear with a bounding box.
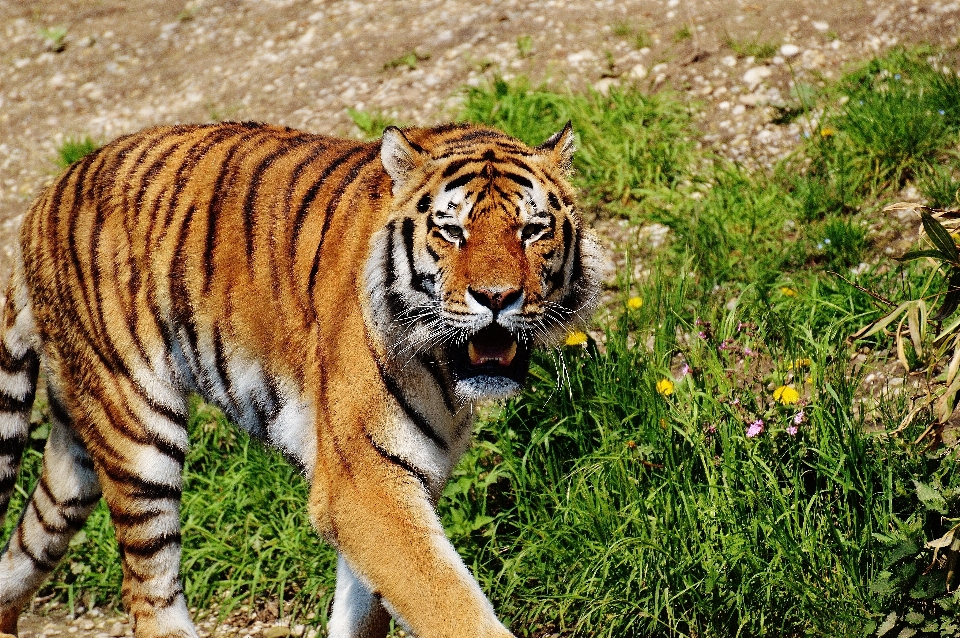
[537,121,575,173]
[381,126,425,194]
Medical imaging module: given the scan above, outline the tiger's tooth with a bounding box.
[468,341,481,365]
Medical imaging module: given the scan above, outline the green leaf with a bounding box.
[914,479,948,515]
[878,611,898,636]
[897,249,948,262]
[933,269,960,321]
[921,211,960,264]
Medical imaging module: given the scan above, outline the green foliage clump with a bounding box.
[55,136,101,169]
[346,108,403,141]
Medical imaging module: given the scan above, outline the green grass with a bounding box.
[724,35,779,61]
[7,46,960,637]
[54,136,100,169]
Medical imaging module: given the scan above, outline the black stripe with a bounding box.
[242,134,310,265]
[119,531,181,558]
[62,491,100,509]
[100,462,180,502]
[549,217,574,293]
[48,392,71,426]
[401,218,432,296]
[421,354,457,414]
[502,172,533,189]
[365,432,430,490]
[441,158,476,178]
[291,144,369,248]
[0,341,37,374]
[373,356,448,451]
[0,472,17,494]
[0,390,33,413]
[548,191,561,210]
[203,132,265,294]
[110,508,165,528]
[444,172,477,192]
[306,145,380,300]
[18,524,58,570]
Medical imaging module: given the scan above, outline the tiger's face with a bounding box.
[365,124,602,402]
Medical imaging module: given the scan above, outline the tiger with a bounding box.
[0,120,602,638]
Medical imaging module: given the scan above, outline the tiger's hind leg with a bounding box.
[79,383,195,638]
[327,554,391,638]
[0,391,101,636]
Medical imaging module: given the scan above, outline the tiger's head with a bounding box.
[364,123,602,402]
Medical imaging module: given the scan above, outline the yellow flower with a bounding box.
[788,357,812,370]
[819,127,835,137]
[773,385,800,405]
[565,331,588,346]
[627,296,643,310]
[656,378,675,396]
[779,286,798,297]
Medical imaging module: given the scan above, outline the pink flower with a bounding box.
[793,410,805,425]
[786,425,798,436]
[746,419,764,438]
[680,364,691,377]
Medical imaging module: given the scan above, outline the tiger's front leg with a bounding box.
[316,447,513,638]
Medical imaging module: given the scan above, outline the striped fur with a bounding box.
[0,121,601,638]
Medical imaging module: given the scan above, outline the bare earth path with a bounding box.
[2,0,960,636]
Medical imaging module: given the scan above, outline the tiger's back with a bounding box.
[0,121,601,638]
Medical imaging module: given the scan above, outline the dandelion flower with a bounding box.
[746,419,764,437]
[627,296,643,310]
[773,385,800,405]
[779,286,798,297]
[656,378,675,396]
[819,127,835,137]
[565,331,588,346]
[788,357,812,370]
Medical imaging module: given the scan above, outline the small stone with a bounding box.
[81,621,95,631]
[592,78,618,95]
[779,43,801,58]
[738,93,768,106]
[628,63,647,80]
[742,66,772,88]
[109,622,125,637]
[811,20,829,32]
[262,627,291,638]
[721,55,737,67]
[732,104,746,115]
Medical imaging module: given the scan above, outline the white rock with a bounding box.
[732,104,746,115]
[593,77,618,95]
[718,101,731,110]
[566,49,596,64]
[739,93,768,106]
[812,21,829,31]
[652,63,668,74]
[779,43,801,58]
[629,63,648,80]
[742,66,772,88]
[721,55,737,67]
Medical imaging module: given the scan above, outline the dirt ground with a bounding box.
[2,0,960,636]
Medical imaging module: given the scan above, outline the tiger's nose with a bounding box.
[468,286,523,314]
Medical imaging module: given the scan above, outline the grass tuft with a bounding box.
[54,136,100,169]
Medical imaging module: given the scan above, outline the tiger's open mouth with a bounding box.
[450,324,531,385]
